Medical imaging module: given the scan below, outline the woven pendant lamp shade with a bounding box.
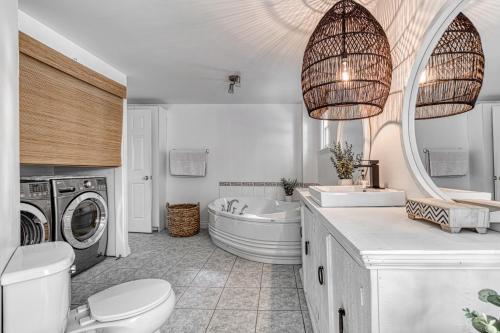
[416,13,484,120]
[301,0,393,121]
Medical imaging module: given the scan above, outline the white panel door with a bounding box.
[301,202,321,332]
[329,236,372,333]
[127,107,153,233]
[493,107,500,200]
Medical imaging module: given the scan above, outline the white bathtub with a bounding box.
[208,197,301,264]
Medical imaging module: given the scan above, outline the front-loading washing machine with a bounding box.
[20,180,52,245]
[52,177,108,275]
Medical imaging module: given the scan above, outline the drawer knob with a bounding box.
[305,241,310,255]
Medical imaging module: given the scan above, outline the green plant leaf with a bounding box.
[472,317,489,332]
[329,141,360,179]
[480,290,498,302]
[280,177,298,196]
[487,295,500,307]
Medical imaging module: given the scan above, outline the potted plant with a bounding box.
[330,141,361,186]
[464,289,500,332]
[281,178,298,202]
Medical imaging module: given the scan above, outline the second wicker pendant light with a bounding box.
[416,13,484,120]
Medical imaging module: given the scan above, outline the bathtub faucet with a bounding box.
[239,204,248,215]
[227,199,239,212]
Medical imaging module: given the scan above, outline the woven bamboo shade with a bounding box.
[301,0,393,121]
[416,13,484,120]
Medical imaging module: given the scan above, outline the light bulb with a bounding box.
[419,69,427,84]
[341,58,350,82]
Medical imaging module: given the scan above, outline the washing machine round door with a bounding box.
[62,192,108,249]
[20,203,49,245]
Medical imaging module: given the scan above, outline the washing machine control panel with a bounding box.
[20,182,50,200]
[54,177,107,195]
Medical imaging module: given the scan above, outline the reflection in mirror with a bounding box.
[414,0,500,201]
[318,120,369,185]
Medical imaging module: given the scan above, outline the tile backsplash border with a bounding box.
[218,181,319,187]
[218,181,320,201]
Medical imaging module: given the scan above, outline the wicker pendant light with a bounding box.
[301,0,393,121]
[416,13,484,120]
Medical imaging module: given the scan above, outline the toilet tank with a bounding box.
[1,242,75,333]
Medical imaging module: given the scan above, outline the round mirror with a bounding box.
[318,119,371,185]
[403,0,500,202]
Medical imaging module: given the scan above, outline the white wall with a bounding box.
[18,11,125,84]
[368,0,448,193]
[0,0,20,329]
[162,104,302,225]
[301,105,321,184]
[317,120,365,185]
[19,12,130,257]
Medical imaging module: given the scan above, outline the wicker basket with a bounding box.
[167,202,200,237]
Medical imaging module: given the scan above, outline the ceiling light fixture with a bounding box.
[301,0,393,121]
[416,13,484,120]
[228,75,241,94]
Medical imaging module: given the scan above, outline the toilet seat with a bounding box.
[88,279,172,322]
[66,279,175,333]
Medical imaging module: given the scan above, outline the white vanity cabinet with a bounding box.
[300,190,500,333]
[302,201,371,333]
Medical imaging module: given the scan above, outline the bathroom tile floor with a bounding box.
[71,230,312,333]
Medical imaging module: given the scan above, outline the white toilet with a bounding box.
[1,242,175,333]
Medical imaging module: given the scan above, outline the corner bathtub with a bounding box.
[208,197,301,264]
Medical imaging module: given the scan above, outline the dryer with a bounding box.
[52,177,108,275]
[20,180,52,245]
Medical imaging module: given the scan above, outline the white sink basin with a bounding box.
[309,186,406,207]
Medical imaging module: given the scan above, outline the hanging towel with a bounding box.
[169,149,207,177]
[428,148,468,177]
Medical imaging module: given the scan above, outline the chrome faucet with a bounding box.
[239,204,248,215]
[227,199,239,212]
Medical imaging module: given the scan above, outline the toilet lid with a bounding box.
[88,279,173,322]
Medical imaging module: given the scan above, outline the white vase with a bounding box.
[338,179,353,186]
[285,195,293,202]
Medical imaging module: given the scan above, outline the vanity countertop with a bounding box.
[298,189,500,269]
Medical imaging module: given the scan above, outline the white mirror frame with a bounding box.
[401,0,473,200]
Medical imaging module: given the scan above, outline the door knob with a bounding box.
[143,176,150,181]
